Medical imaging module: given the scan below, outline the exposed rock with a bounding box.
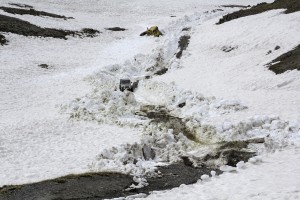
[217,0,300,25]
[176,35,190,59]
[0,14,100,39]
[268,45,300,74]
[105,27,127,31]
[0,34,8,46]
[0,7,72,19]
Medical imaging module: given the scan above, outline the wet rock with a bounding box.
[105,27,127,31]
[0,7,72,19]
[0,163,221,200]
[176,35,190,59]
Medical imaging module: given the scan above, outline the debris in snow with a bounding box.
[38,64,50,69]
[140,26,163,37]
[274,45,281,50]
[221,45,238,53]
[0,34,8,46]
[176,35,190,59]
[105,27,127,31]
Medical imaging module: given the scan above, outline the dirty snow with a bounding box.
[1,0,300,199]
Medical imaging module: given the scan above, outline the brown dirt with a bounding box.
[0,6,72,19]
[217,0,300,25]
[268,45,300,74]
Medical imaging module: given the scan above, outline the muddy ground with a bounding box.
[0,14,100,39]
[268,45,300,74]
[0,6,72,19]
[0,163,220,200]
[217,0,300,25]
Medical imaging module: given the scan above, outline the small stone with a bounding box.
[274,45,280,50]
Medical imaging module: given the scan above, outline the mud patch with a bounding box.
[0,14,100,39]
[105,27,127,31]
[217,0,300,25]
[176,35,190,59]
[0,34,8,45]
[267,45,300,74]
[0,7,72,19]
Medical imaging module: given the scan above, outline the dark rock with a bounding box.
[154,67,168,75]
[274,45,280,50]
[221,45,237,52]
[0,7,72,19]
[268,45,300,74]
[266,50,272,55]
[178,102,186,108]
[176,35,190,59]
[0,14,99,39]
[105,27,127,31]
[182,27,191,31]
[38,64,49,69]
[0,34,8,46]
[217,0,300,25]
[80,28,101,37]
[170,15,176,17]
